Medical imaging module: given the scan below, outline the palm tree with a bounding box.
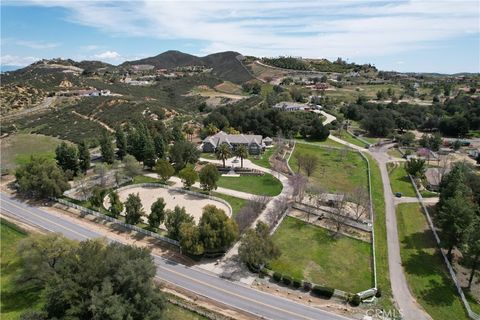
[235,145,249,168]
[216,143,232,168]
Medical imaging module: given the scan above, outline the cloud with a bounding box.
[0,54,39,66]
[6,0,480,62]
[94,50,121,60]
[15,39,59,49]
[81,44,100,51]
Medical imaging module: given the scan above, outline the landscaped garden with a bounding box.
[269,216,372,293]
[289,143,368,194]
[396,203,476,320]
[217,173,282,196]
[387,162,417,197]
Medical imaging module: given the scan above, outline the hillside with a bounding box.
[121,50,203,69]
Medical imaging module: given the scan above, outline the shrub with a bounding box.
[272,272,282,282]
[375,287,382,298]
[311,285,334,299]
[292,279,302,288]
[259,268,270,277]
[282,275,292,286]
[350,294,361,306]
[303,281,312,291]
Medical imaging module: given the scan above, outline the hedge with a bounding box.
[350,294,361,306]
[375,287,382,298]
[303,281,312,291]
[272,272,282,282]
[311,285,334,299]
[292,279,302,288]
[282,275,292,286]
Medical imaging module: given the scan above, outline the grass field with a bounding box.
[396,203,474,320]
[387,163,417,197]
[269,216,372,293]
[163,302,208,320]
[364,154,395,311]
[1,133,64,172]
[250,146,276,169]
[289,143,368,194]
[387,148,404,159]
[211,192,247,217]
[217,173,282,196]
[295,137,346,148]
[1,219,43,320]
[332,130,369,148]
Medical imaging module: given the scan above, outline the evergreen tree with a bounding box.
[142,132,156,169]
[199,205,238,252]
[108,191,123,218]
[149,198,166,229]
[124,193,144,225]
[199,164,220,191]
[153,134,165,159]
[100,133,115,164]
[55,142,79,175]
[179,222,204,256]
[178,165,198,189]
[165,206,193,240]
[115,128,128,160]
[77,140,90,174]
[155,159,175,183]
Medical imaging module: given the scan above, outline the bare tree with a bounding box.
[330,193,348,237]
[302,154,319,177]
[289,174,308,202]
[76,174,91,201]
[94,163,109,187]
[348,187,370,222]
[235,195,270,232]
[266,196,289,230]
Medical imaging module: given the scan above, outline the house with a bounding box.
[272,102,310,112]
[263,137,273,146]
[202,131,265,155]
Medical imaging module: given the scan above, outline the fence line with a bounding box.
[54,197,180,247]
[409,175,480,320]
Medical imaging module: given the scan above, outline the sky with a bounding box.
[1,0,479,74]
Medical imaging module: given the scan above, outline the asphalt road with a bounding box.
[0,193,352,320]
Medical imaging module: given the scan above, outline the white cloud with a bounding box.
[6,0,480,62]
[15,39,59,49]
[94,50,121,60]
[0,54,39,66]
[81,44,100,51]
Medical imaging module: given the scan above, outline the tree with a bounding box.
[55,142,79,176]
[15,156,69,199]
[108,191,123,218]
[123,154,142,179]
[437,192,475,260]
[178,165,198,189]
[404,158,426,178]
[330,193,348,237]
[142,133,156,169]
[77,140,90,173]
[289,174,308,201]
[149,198,166,229]
[397,132,415,147]
[170,140,200,171]
[18,236,165,319]
[165,206,194,240]
[216,143,232,168]
[234,197,268,232]
[124,193,144,225]
[464,218,480,289]
[309,117,330,140]
[348,187,370,221]
[199,205,238,252]
[171,122,185,141]
[90,186,107,208]
[100,133,115,164]
[238,221,280,269]
[184,125,195,141]
[153,134,166,159]
[115,128,128,160]
[235,145,249,168]
[199,164,220,192]
[94,162,109,187]
[155,159,175,183]
[179,222,204,256]
[295,153,318,177]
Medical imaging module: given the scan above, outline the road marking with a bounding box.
[1,198,91,240]
[156,263,319,320]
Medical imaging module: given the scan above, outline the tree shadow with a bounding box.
[401,230,436,250]
[420,278,457,307]
[402,250,439,276]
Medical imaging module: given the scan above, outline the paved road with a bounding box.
[0,193,351,320]
[370,147,431,320]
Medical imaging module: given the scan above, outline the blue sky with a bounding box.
[1,0,479,73]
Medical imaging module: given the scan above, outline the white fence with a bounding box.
[409,175,480,320]
[54,197,180,247]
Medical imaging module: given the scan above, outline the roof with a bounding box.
[203,131,264,148]
[425,168,450,187]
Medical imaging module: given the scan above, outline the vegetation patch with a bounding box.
[387,162,417,197]
[217,173,282,196]
[269,216,372,293]
[396,203,472,320]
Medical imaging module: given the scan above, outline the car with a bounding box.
[395,192,403,198]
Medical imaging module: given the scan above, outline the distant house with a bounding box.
[272,102,310,112]
[202,131,265,155]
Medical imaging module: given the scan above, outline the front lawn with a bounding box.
[396,203,474,320]
[269,216,372,293]
[289,143,368,194]
[387,163,416,197]
[211,192,248,217]
[217,173,282,196]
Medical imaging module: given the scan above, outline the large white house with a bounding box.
[202,131,267,155]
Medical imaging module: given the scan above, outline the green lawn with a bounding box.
[295,137,346,148]
[250,146,276,169]
[163,302,208,320]
[387,163,417,197]
[420,190,439,198]
[211,192,248,217]
[1,219,43,320]
[269,216,372,293]
[397,203,474,320]
[1,133,65,172]
[332,131,368,148]
[217,173,282,196]
[199,152,217,160]
[387,148,404,159]
[364,154,395,311]
[289,143,368,194]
